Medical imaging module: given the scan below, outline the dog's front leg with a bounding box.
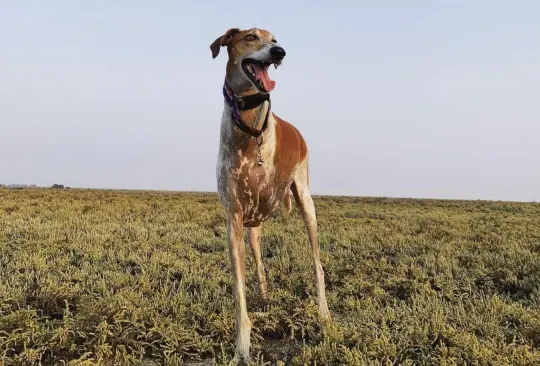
[226,213,251,363]
[248,225,267,300]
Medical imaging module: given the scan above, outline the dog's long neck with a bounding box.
[222,80,272,141]
[238,101,270,132]
[221,102,272,153]
[220,98,275,168]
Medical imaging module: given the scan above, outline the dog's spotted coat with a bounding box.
[211,27,330,363]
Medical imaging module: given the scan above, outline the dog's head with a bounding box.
[210,27,286,95]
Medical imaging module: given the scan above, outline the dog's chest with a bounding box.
[217,112,296,226]
[233,154,286,225]
[217,147,286,226]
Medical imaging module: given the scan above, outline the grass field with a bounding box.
[1,188,539,365]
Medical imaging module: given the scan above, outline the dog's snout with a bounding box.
[270,46,286,61]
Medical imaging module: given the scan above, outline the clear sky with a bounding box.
[1,1,539,201]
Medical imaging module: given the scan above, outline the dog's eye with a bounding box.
[271,39,277,43]
[244,34,257,41]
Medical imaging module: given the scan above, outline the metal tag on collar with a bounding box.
[256,135,264,166]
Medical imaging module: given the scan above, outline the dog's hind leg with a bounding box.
[291,166,331,320]
[248,225,268,300]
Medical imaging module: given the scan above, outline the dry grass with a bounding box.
[1,188,540,365]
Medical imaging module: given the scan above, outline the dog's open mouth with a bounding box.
[242,59,279,93]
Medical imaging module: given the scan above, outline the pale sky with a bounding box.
[1,1,539,201]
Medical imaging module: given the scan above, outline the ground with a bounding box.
[0,188,539,365]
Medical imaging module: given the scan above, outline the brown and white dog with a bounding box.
[211,27,330,363]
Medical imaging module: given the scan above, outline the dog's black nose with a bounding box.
[270,46,286,61]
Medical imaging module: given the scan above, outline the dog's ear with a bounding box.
[210,28,240,59]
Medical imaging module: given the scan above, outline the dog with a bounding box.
[210,27,330,363]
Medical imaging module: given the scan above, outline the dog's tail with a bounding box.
[282,189,293,215]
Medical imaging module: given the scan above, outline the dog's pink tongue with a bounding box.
[252,64,275,92]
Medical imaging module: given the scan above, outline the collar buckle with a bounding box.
[235,95,244,109]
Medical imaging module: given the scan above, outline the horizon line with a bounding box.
[2,185,537,204]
